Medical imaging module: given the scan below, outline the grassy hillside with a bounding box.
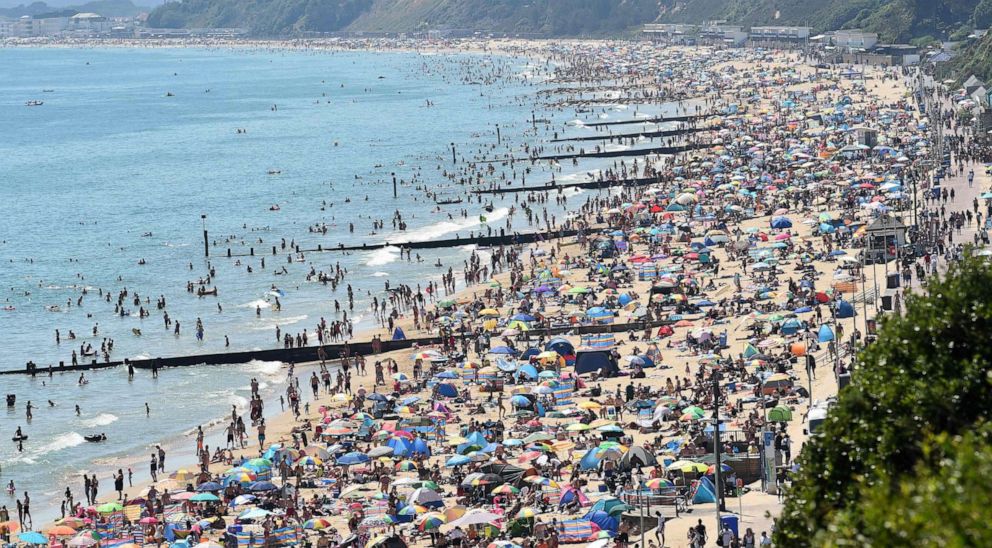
[148,0,663,36]
[660,0,979,43]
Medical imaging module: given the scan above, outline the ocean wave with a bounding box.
[132,354,151,360]
[395,207,509,243]
[245,359,284,376]
[241,299,272,309]
[35,432,86,454]
[81,413,119,428]
[566,120,585,127]
[248,314,308,330]
[372,271,389,277]
[365,246,401,267]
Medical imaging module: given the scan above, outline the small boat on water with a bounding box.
[84,434,107,443]
[197,287,218,297]
[268,170,281,175]
[435,198,463,205]
[25,100,43,106]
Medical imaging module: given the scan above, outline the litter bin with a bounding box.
[720,514,739,537]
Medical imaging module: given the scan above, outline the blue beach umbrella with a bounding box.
[19,532,48,545]
[336,452,371,466]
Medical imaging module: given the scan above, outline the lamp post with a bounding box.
[712,374,726,538]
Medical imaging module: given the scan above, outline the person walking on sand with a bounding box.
[150,453,158,482]
[257,419,266,448]
[157,445,166,471]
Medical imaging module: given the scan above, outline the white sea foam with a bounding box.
[365,246,401,266]
[567,120,585,127]
[81,413,119,428]
[241,299,272,309]
[392,207,509,243]
[132,354,151,360]
[248,314,308,330]
[245,359,284,376]
[35,432,86,454]
[372,272,390,277]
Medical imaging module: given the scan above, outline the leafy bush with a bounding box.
[775,256,992,545]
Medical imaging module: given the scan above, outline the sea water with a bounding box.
[0,46,686,521]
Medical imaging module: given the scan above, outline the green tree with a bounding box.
[975,0,992,27]
[822,426,992,546]
[775,255,992,545]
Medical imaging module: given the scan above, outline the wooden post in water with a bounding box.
[201,214,208,257]
[392,172,397,198]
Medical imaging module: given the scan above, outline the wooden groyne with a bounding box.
[471,176,659,195]
[3,319,672,376]
[220,228,581,258]
[550,126,710,143]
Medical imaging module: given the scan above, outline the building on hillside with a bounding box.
[828,29,878,50]
[749,26,810,45]
[0,17,15,37]
[642,23,698,43]
[699,22,747,46]
[69,12,111,34]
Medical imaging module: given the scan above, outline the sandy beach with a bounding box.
[2,36,988,548]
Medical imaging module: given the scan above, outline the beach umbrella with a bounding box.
[19,532,49,545]
[668,460,708,473]
[515,507,540,519]
[248,481,277,492]
[337,452,371,466]
[96,502,123,513]
[491,484,520,496]
[229,495,256,506]
[47,525,75,536]
[706,463,733,475]
[196,481,223,492]
[0,522,20,535]
[67,536,97,548]
[395,460,418,471]
[189,493,220,503]
[509,394,532,408]
[237,508,272,520]
[416,512,447,531]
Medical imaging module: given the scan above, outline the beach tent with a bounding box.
[558,486,591,509]
[435,383,458,398]
[583,510,619,533]
[387,437,414,457]
[545,338,575,356]
[578,447,607,471]
[392,327,406,340]
[692,476,717,504]
[457,432,489,454]
[817,324,835,343]
[618,446,657,470]
[780,318,801,335]
[410,438,431,457]
[835,300,855,319]
[574,351,618,377]
[588,497,632,517]
[770,216,792,229]
[517,363,539,380]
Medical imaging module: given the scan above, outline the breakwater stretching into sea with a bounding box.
[0,46,693,521]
